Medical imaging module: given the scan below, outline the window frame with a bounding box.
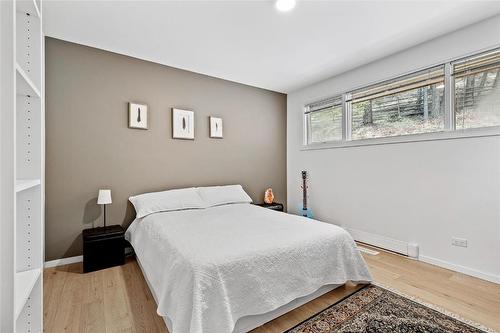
[452,49,500,131]
[347,64,447,141]
[304,96,344,145]
[303,46,500,150]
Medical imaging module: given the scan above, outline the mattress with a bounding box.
[126,203,372,333]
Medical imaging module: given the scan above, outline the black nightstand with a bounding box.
[255,202,284,212]
[82,225,125,273]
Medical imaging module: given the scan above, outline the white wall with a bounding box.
[287,15,500,283]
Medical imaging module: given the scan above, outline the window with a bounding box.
[304,47,500,147]
[348,66,445,140]
[305,96,343,144]
[454,50,500,130]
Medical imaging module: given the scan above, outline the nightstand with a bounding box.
[82,225,125,273]
[255,202,284,212]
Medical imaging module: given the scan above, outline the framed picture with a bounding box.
[209,116,223,138]
[128,102,148,129]
[172,108,195,139]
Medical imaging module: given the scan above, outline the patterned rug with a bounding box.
[286,284,491,333]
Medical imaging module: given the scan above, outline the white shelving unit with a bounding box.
[16,64,41,98]
[16,179,41,192]
[1,0,44,331]
[14,268,41,319]
[15,0,40,18]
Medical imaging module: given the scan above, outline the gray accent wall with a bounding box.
[45,38,286,261]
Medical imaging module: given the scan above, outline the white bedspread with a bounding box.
[125,203,372,333]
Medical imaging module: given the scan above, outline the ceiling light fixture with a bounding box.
[275,0,296,12]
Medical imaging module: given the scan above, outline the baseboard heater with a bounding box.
[347,228,419,259]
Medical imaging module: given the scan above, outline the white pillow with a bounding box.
[197,185,252,207]
[129,187,205,218]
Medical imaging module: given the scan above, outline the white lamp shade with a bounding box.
[97,189,112,204]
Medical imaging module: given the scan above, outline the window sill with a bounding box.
[301,126,500,151]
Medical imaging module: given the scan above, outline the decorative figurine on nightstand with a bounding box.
[264,188,274,204]
[257,189,283,211]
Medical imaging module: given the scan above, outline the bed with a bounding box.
[125,186,372,333]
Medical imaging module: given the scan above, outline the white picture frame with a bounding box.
[128,102,148,129]
[209,116,223,138]
[172,108,195,139]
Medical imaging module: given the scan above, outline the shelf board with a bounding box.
[15,179,41,192]
[16,0,41,18]
[14,268,41,319]
[16,63,41,98]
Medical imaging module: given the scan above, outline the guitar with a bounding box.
[300,171,313,218]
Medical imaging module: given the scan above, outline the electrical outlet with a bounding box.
[452,237,468,248]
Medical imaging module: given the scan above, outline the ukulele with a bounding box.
[300,171,313,218]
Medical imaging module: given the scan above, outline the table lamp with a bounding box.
[97,189,112,227]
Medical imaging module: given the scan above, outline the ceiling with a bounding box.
[43,1,500,93]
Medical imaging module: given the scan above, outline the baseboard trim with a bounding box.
[346,228,409,256]
[419,255,500,284]
[44,255,82,268]
[346,228,500,284]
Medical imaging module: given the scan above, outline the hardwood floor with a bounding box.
[44,247,500,333]
[44,257,166,333]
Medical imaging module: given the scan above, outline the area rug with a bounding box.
[285,284,493,333]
